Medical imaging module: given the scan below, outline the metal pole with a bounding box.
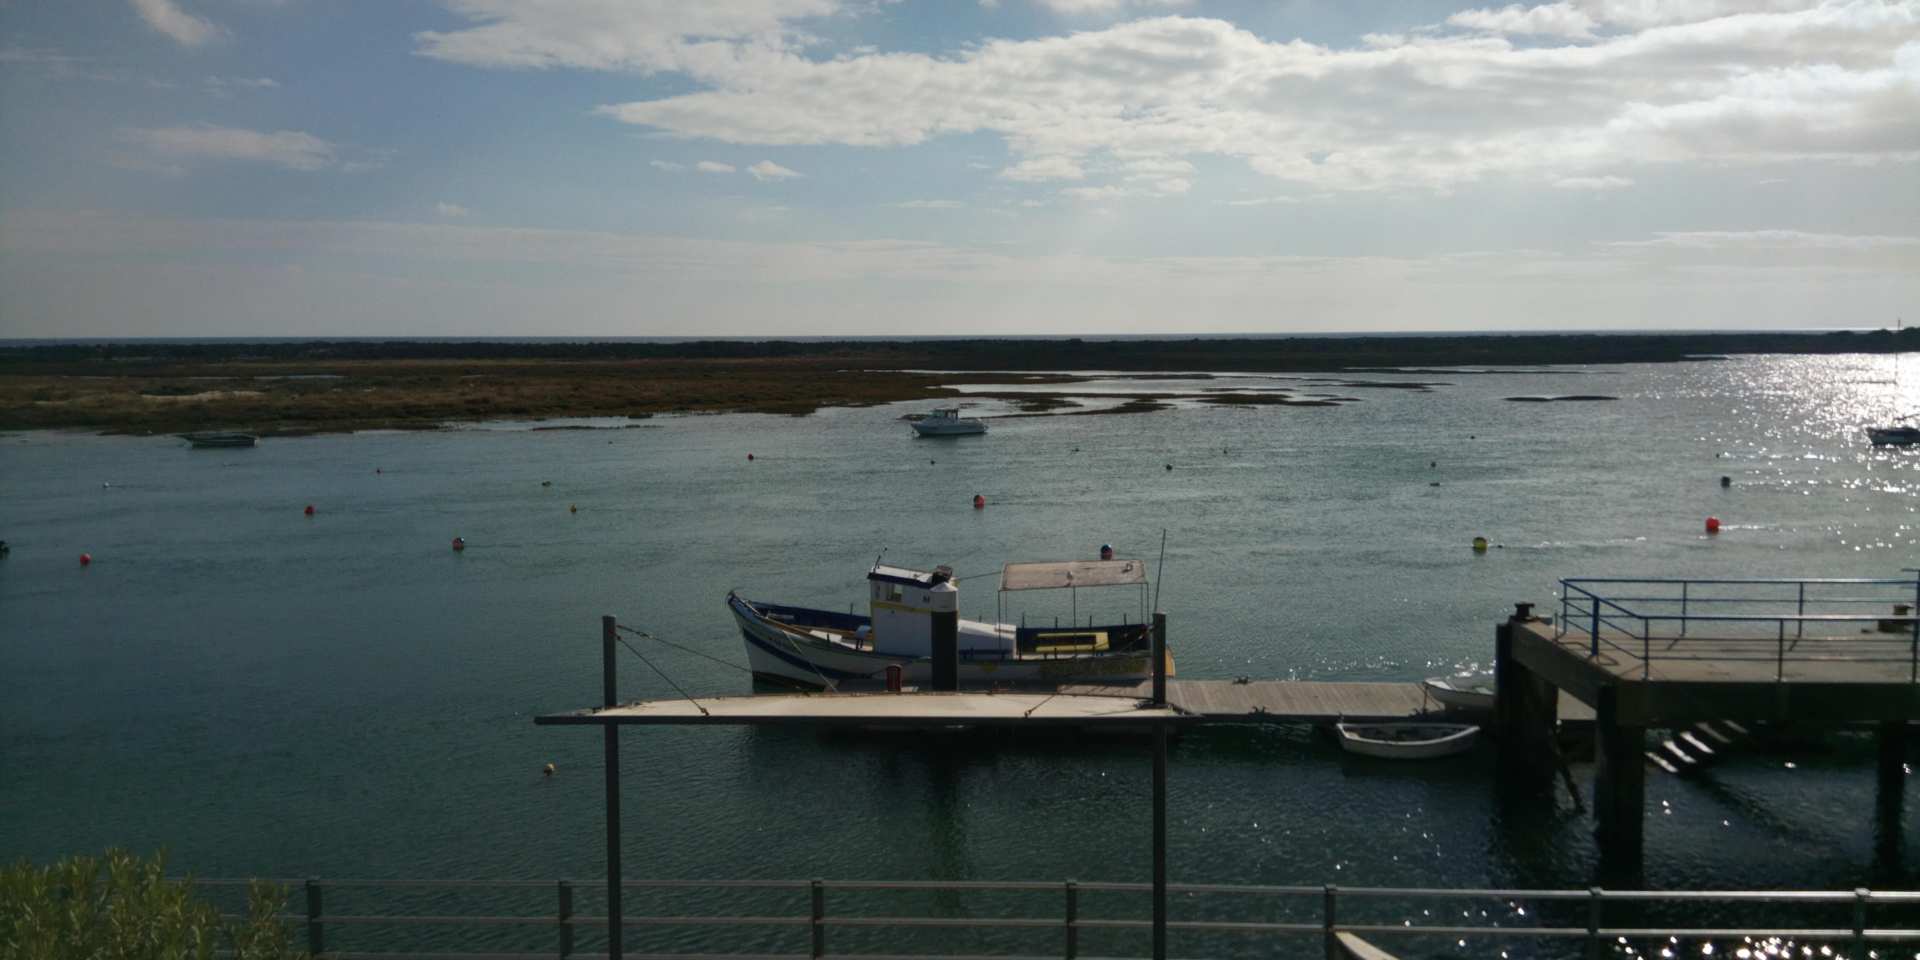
[1590,597,1601,659]
[1321,885,1337,960]
[557,880,574,959]
[1797,582,1806,639]
[1152,719,1167,960]
[1151,611,1168,707]
[810,879,826,958]
[1584,887,1604,960]
[305,878,323,956]
[1680,582,1688,638]
[603,615,623,960]
[1852,887,1869,958]
[1063,881,1078,960]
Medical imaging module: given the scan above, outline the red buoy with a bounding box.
[304,504,315,516]
[79,552,92,566]
[747,453,755,461]
[452,536,466,551]
[1705,517,1721,533]
[973,494,985,509]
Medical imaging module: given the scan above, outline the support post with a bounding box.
[1583,887,1604,960]
[810,879,826,959]
[1151,611,1167,707]
[931,608,958,692]
[304,878,323,956]
[1876,720,1908,851]
[1063,881,1078,960]
[1494,611,1559,783]
[557,880,573,959]
[602,615,624,960]
[1152,719,1168,960]
[1321,885,1337,960]
[1593,685,1645,880]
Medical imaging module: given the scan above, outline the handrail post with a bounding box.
[557,880,573,959]
[810,879,826,959]
[1584,887,1603,960]
[1852,887,1868,957]
[1642,619,1651,680]
[1796,582,1806,639]
[305,878,323,956]
[1590,596,1601,658]
[1321,885,1337,960]
[1680,581,1688,637]
[1063,880,1078,960]
[1777,620,1786,682]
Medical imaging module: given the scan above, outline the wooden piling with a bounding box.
[1151,611,1167,707]
[1593,685,1645,879]
[1494,611,1560,781]
[602,615,624,960]
[931,609,958,692]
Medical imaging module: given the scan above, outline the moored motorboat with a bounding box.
[178,432,258,448]
[1422,674,1495,712]
[730,559,1166,689]
[1335,722,1479,760]
[910,408,987,437]
[1867,425,1920,446]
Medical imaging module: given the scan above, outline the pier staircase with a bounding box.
[1645,720,1753,775]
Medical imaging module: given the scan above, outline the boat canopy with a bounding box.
[1000,559,1147,592]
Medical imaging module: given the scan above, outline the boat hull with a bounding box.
[1422,677,1495,712]
[1335,722,1479,760]
[731,594,1154,689]
[910,420,987,437]
[1868,426,1920,446]
[179,432,258,448]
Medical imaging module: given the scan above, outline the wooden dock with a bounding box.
[1059,679,1592,723]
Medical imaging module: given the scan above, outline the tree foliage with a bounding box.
[0,850,304,960]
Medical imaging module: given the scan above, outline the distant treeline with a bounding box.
[3,329,1916,372]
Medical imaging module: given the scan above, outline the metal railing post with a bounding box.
[810,879,826,959]
[1680,581,1688,637]
[1778,620,1786,682]
[1796,582,1806,639]
[1642,619,1651,679]
[1584,887,1604,960]
[1590,598,1601,658]
[1852,887,1869,957]
[557,880,573,959]
[305,878,324,956]
[1322,885,1337,960]
[1063,880,1078,959]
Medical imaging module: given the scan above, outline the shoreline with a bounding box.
[3,330,1911,436]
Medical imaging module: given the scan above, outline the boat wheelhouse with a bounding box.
[730,558,1166,689]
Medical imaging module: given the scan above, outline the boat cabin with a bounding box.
[861,559,1153,661]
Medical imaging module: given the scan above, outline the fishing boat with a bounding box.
[729,559,1166,688]
[1421,674,1495,712]
[1335,722,1479,760]
[178,432,258,448]
[910,408,987,437]
[1867,320,1917,446]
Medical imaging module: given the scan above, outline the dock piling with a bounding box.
[556,880,573,959]
[1593,686,1645,879]
[931,609,958,692]
[1494,609,1560,782]
[1151,611,1167,707]
[602,615,624,960]
[305,878,323,956]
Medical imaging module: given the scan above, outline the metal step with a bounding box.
[1646,751,1681,775]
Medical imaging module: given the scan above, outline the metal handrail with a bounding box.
[185,876,1920,959]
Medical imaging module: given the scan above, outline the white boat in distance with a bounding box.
[1422,675,1495,712]
[1335,722,1480,760]
[910,407,987,437]
[729,559,1168,689]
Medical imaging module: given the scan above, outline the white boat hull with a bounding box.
[1336,722,1479,760]
[1422,677,1495,712]
[731,595,1154,689]
[911,419,987,436]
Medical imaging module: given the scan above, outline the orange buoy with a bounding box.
[304,504,315,516]
[972,494,985,509]
[1704,517,1721,533]
[79,552,92,566]
[452,536,466,551]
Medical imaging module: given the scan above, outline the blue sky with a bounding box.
[1,0,1917,336]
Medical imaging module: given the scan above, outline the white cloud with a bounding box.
[121,125,339,171]
[205,75,278,92]
[582,2,1920,194]
[1552,175,1633,189]
[1609,230,1920,251]
[894,199,965,208]
[696,160,737,173]
[1036,0,1194,13]
[1447,3,1596,39]
[129,0,224,47]
[436,202,470,217]
[747,159,803,181]
[649,159,687,171]
[414,0,841,72]
[999,156,1084,182]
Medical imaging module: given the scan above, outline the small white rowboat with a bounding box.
[1336,722,1479,760]
[1422,675,1495,712]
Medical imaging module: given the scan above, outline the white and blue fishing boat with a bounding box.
[729,559,1168,689]
[909,408,987,437]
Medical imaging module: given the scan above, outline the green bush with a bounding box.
[0,850,304,960]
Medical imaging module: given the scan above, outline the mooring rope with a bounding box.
[614,622,754,676]
[610,631,710,716]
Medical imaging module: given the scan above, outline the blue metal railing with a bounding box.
[1555,573,1920,681]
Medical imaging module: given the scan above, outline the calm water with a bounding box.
[2,355,1916,956]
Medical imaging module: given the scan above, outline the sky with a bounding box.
[0,0,1917,337]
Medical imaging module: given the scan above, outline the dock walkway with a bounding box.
[1059,679,1593,723]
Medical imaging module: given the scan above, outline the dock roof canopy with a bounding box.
[1001,559,1147,592]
